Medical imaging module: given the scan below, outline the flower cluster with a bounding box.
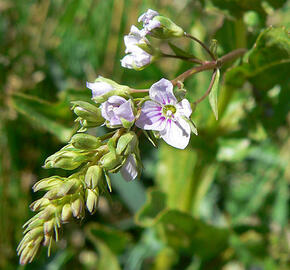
[18,8,228,265]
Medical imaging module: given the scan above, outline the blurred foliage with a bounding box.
[0,0,289,269]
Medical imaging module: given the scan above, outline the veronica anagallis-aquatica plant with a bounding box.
[17,9,246,264]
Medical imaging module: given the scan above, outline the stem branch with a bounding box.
[184,32,216,60]
[193,69,217,106]
[161,53,203,65]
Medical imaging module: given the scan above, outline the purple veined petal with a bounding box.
[135,100,166,131]
[160,117,191,149]
[86,81,114,98]
[121,55,135,69]
[149,78,177,105]
[120,154,138,181]
[115,100,135,122]
[176,99,192,118]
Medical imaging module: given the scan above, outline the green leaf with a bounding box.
[154,210,229,259]
[156,144,197,211]
[85,223,131,254]
[11,93,73,142]
[168,42,197,59]
[209,69,220,120]
[225,27,290,90]
[135,189,167,227]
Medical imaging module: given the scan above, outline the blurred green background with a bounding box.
[0,0,289,269]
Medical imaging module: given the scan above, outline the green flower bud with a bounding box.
[116,131,138,156]
[43,219,54,234]
[85,165,103,189]
[151,16,184,39]
[72,101,105,127]
[44,146,92,170]
[70,133,102,150]
[85,188,99,214]
[71,197,84,219]
[30,198,50,211]
[38,205,56,220]
[100,151,122,171]
[32,176,65,192]
[61,203,72,223]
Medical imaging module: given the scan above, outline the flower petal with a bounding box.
[115,100,135,122]
[145,19,161,32]
[121,55,134,69]
[176,99,192,118]
[135,100,166,131]
[107,95,126,104]
[138,9,159,23]
[120,154,138,181]
[149,78,177,105]
[86,81,113,98]
[160,118,191,149]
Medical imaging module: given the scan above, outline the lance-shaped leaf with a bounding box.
[209,69,220,120]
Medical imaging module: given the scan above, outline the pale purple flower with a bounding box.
[138,9,161,35]
[86,81,114,98]
[121,25,152,69]
[136,79,192,149]
[101,96,135,126]
[121,154,138,181]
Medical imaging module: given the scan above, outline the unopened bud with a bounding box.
[30,198,50,211]
[43,219,54,234]
[56,178,79,197]
[151,16,184,39]
[32,176,64,192]
[85,165,103,189]
[61,203,72,222]
[72,101,104,127]
[44,148,91,170]
[86,188,99,214]
[70,133,102,150]
[71,197,84,219]
[116,131,138,156]
[100,152,122,171]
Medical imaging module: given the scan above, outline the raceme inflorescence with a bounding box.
[17,9,246,264]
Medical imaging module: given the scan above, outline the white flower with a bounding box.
[136,78,192,149]
[138,9,161,35]
[86,81,114,98]
[121,25,152,69]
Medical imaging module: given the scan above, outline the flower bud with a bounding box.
[150,16,184,39]
[85,165,103,189]
[116,131,138,156]
[72,101,105,127]
[99,151,122,171]
[32,176,65,192]
[71,197,84,219]
[30,198,50,211]
[87,77,131,104]
[70,133,102,150]
[43,219,54,234]
[61,203,72,222]
[85,188,99,214]
[44,146,91,170]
